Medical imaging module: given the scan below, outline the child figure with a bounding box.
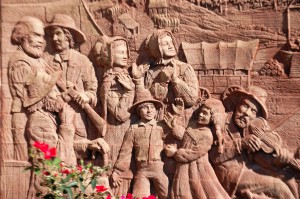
[111,89,169,199]
[164,98,230,199]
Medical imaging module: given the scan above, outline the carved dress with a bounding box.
[171,121,230,199]
[100,70,135,195]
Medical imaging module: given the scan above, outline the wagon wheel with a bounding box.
[222,85,244,112]
[198,87,211,104]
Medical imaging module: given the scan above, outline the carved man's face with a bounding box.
[51,27,69,52]
[234,98,260,128]
[112,40,128,67]
[198,106,211,126]
[139,102,157,121]
[159,35,177,59]
[22,23,45,58]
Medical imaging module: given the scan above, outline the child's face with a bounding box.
[198,107,211,125]
[139,102,157,121]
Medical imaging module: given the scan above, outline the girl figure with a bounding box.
[164,98,230,199]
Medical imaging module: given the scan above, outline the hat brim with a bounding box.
[129,99,163,112]
[45,24,86,44]
[229,90,268,119]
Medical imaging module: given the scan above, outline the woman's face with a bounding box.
[198,107,211,125]
[159,35,177,59]
[113,41,128,67]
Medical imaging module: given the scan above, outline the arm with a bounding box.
[173,130,213,163]
[81,58,98,107]
[171,63,199,107]
[100,79,134,122]
[113,127,134,173]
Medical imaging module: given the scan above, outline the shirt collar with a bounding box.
[138,119,157,127]
[54,50,70,63]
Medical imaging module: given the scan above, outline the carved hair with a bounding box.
[11,16,44,45]
[62,28,75,49]
[202,98,226,153]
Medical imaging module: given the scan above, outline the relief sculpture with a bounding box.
[1,0,300,198]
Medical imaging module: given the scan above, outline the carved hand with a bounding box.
[88,138,110,154]
[274,148,293,165]
[159,66,174,83]
[111,171,122,187]
[164,112,177,129]
[164,144,177,157]
[74,92,90,109]
[172,98,185,115]
[132,63,146,79]
[117,73,134,91]
[242,134,262,153]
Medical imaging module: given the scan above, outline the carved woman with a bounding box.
[98,36,135,196]
[164,98,230,199]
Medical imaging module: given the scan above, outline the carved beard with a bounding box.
[44,96,64,113]
[234,111,251,129]
[22,39,43,58]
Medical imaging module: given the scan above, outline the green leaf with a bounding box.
[61,175,71,184]
[91,179,97,189]
[65,181,78,188]
[79,181,85,193]
[64,187,73,199]
[52,157,61,167]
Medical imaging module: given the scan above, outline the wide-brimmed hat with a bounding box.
[129,89,163,112]
[23,71,62,107]
[226,86,268,119]
[45,14,86,44]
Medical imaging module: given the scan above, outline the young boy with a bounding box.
[111,89,169,199]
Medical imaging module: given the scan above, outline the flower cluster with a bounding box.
[26,141,158,199]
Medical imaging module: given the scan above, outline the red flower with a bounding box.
[106,195,111,199]
[61,169,71,175]
[76,165,83,172]
[33,141,49,152]
[43,147,56,160]
[43,171,50,176]
[95,185,107,193]
[147,195,156,199]
[126,193,133,199]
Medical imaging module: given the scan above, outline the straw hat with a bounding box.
[46,14,86,44]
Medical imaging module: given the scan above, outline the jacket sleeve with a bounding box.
[81,57,98,105]
[171,63,198,107]
[114,127,134,173]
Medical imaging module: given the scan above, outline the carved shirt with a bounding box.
[144,59,198,107]
[44,49,98,103]
[114,120,168,172]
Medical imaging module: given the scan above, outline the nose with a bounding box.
[244,108,252,116]
[53,34,58,41]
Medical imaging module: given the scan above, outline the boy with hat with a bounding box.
[111,89,169,199]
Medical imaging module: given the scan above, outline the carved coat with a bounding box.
[144,59,198,108]
[171,121,230,199]
[44,49,98,139]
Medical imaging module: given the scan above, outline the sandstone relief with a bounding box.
[1,0,300,199]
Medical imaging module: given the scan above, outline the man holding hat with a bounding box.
[111,89,169,199]
[44,14,98,143]
[209,86,297,199]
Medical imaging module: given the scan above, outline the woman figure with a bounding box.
[98,36,135,196]
[164,98,230,199]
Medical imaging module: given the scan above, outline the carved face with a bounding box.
[198,107,212,126]
[51,27,70,52]
[22,23,45,58]
[159,35,177,59]
[234,98,260,128]
[112,40,128,67]
[138,102,157,121]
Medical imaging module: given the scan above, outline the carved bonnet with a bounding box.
[45,14,86,44]
[145,29,178,60]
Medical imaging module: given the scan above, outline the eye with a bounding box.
[251,109,257,114]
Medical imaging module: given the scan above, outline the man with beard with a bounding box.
[44,14,98,143]
[209,86,298,199]
[8,16,52,161]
